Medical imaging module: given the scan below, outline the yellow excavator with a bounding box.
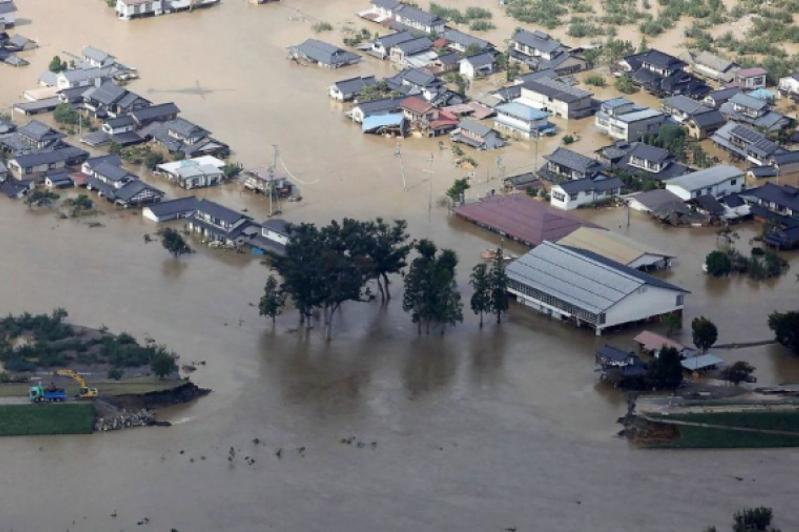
[54,369,98,400]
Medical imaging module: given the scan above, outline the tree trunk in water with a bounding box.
[496,311,502,324]
[382,273,391,301]
[376,278,385,303]
[479,312,483,328]
[417,321,422,335]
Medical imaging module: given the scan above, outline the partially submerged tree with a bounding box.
[150,349,178,379]
[647,346,683,389]
[446,177,471,205]
[768,310,799,354]
[160,228,193,258]
[733,507,778,532]
[692,316,718,353]
[402,239,463,334]
[705,250,732,277]
[470,263,491,328]
[48,55,65,73]
[662,312,682,337]
[489,249,509,324]
[721,361,756,385]
[259,275,286,326]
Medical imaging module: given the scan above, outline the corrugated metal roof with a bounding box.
[557,227,672,265]
[665,165,742,192]
[507,242,684,315]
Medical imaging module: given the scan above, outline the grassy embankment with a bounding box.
[0,404,95,436]
[0,377,183,398]
[646,411,799,448]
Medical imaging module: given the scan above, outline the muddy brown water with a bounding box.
[1,1,799,530]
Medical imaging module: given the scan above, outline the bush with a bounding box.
[705,250,732,276]
[614,74,638,94]
[562,134,576,145]
[585,74,606,87]
[768,311,799,354]
[53,104,80,126]
[107,368,123,380]
[469,20,495,31]
[312,21,333,33]
[150,349,178,379]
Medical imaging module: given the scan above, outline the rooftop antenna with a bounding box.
[394,141,407,191]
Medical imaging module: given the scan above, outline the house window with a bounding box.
[552,191,566,202]
[730,178,737,186]
[676,294,684,306]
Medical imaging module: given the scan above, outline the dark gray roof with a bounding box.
[544,147,599,173]
[630,189,685,211]
[166,118,209,139]
[84,154,122,169]
[105,115,135,128]
[294,39,361,66]
[195,199,251,225]
[558,175,623,195]
[748,165,778,179]
[114,180,163,203]
[333,75,377,94]
[663,94,708,115]
[262,218,289,235]
[83,80,126,105]
[94,161,134,182]
[393,67,440,88]
[355,97,404,114]
[374,30,414,48]
[443,29,492,51]
[639,49,684,70]
[145,196,198,219]
[130,102,180,123]
[513,29,564,54]
[12,146,88,168]
[690,109,725,128]
[771,151,799,166]
[0,2,17,15]
[372,0,401,8]
[746,183,799,212]
[597,345,635,365]
[730,92,768,111]
[18,120,60,142]
[394,36,433,56]
[705,86,740,104]
[395,4,444,26]
[522,76,591,103]
[464,52,495,68]
[458,119,493,137]
[628,142,670,164]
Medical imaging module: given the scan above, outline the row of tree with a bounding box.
[257,218,511,339]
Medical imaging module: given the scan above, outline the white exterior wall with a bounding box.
[519,88,570,118]
[550,186,618,211]
[779,77,799,96]
[0,11,15,25]
[603,285,684,329]
[666,176,743,200]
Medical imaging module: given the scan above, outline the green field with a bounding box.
[647,410,799,448]
[0,404,95,436]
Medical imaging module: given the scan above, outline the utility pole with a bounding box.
[395,141,407,191]
[495,155,505,185]
[422,153,434,221]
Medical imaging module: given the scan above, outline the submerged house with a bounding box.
[249,218,290,257]
[0,0,17,26]
[621,49,709,98]
[506,241,688,335]
[155,156,225,189]
[538,147,604,183]
[720,92,790,133]
[661,95,725,139]
[684,50,739,84]
[558,227,675,270]
[594,98,667,142]
[518,76,594,119]
[598,141,691,182]
[493,102,555,140]
[392,4,445,34]
[329,75,377,101]
[459,52,496,80]
[142,196,198,222]
[370,30,414,59]
[348,97,404,124]
[7,146,88,179]
[549,175,623,210]
[130,102,180,127]
[711,122,781,165]
[510,29,566,66]
[664,165,744,201]
[81,80,149,119]
[450,120,504,150]
[187,199,254,246]
[291,39,361,68]
[735,67,767,90]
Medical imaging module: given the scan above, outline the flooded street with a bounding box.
[1,1,799,530]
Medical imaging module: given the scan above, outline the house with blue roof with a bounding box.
[493,102,555,140]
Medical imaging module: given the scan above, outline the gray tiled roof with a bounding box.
[522,76,591,103]
[544,147,599,173]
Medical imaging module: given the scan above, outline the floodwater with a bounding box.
[1,1,799,531]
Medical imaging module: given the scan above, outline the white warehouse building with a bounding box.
[506,242,688,335]
[664,165,744,201]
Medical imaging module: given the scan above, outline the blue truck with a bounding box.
[29,384,67,403]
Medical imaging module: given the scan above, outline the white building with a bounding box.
[549,175,623,210]
[518,77,593,119]
[459,52,495,80]
[506,241,689,335]
[778,73,799,99]
[664,165,744,201]
[595,105,667,142]
[493,102,555,140]
[116,0,163,19]
[156,156,226,189]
